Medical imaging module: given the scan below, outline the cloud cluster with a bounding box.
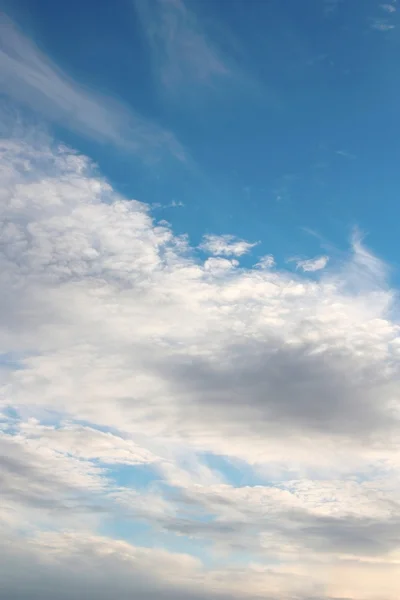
[1,131,400,599]
[2,132,400,458]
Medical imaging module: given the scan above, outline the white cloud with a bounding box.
[0,422,108,532]
[151,477,400,561]
[0,16,185,161]
[18,419,159,465]
[295,255,329,272]
[1,134,399,466]
[2,129,400,599]
[200,234,258,257]
[254,254,275,269]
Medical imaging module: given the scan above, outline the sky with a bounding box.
[0,1,400,599]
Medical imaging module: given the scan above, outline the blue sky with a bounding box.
[3,0,400,266]
[1,2,400,600]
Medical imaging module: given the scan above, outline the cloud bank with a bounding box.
[1,130,400,599]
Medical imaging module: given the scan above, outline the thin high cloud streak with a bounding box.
[0,16,185,161]
[134,0,234,95]
[1,132,400,599]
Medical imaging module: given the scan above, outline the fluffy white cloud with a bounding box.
[1,130,400,599]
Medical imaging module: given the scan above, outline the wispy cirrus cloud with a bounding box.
[323,0,343,16]
[381,3,397,14]
[200,234,258,257]
[370,4,397,31]
[336,149,357,160]
[370,19,395,30]
[0,15,186,161]
[134,0,234,96]
[255,254,275,269]
[295,255,329,272]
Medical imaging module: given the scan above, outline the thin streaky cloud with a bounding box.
[134,0,232,94]
[200,234,259,257]
[336,149,357,160]
[370,18,395,30]
[0,15,186,161]
[381,4,396,13]
[323,0,343,16]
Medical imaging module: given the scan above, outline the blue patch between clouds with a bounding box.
[202,453,269,487]
[107,463,161,490]
[0,353,24,370]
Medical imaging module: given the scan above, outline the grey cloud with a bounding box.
[2,133,400,468]
[155,337,399,442]
[1,133,400,599]
[0,434,107,515]
[0,533,279,600]
[153,484,400,558]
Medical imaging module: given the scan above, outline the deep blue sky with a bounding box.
[2,0,400,273]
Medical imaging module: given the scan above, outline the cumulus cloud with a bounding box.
[200,234,258,257]
[0,16,185,160]
[1,133,399,458]
[1,129,400,599]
